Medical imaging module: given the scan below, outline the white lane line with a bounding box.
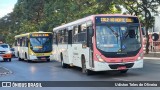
[144,57,160,60]
[113,78,131,81]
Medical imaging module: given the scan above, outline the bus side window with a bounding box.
[56,33,58,45]
[57,30,61,44]
[86,21,93,49]
[53,32,57,44]
[68,30,72,44]
[20,38,22,46]
[78,24,87,43]
[64,29,68,44]
[26,38,28,47]
[61,30,65,44]
[17,38,20,46]
[15,39,17,46]
[73,26,78,43]
[22,37,25,47]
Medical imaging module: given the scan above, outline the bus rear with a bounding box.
[93,15,143,72]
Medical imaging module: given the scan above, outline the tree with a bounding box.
[118,0,160,54]
[1,0,143,45]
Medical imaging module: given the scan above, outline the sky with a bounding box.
[0,0,17,18]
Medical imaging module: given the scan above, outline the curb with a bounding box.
[144,57,160,60]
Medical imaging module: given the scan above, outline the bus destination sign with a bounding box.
[31,33,50,37]
[96,17,139,24]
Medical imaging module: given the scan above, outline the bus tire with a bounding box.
[120,69,128,73]
[27,60,32,63]
[3,59,7,62]
[61,54,68,68]
[18,52,22,61]
[25,53,28,60]
[81,56,93,75]
[18,58,22,61]
[8,58,11,62]
[47,59,50,62]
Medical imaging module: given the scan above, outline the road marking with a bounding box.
[149,52,160,54]
[144,57,160,60]
[113,78,131,81]
[145,61,160,64]
[0,66,13,76]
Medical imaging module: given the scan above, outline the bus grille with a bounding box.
[109,63,134,69]
[0,51,5,54]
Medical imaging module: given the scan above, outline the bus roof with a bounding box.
[53,14,137,31]
[15,32,52,38]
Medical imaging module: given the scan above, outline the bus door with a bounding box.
[86,25,94,68]
[67,29,73,65]
[72,25,82,67]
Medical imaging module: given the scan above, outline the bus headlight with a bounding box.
[5,51,12,54]
[138,53,143,60]
[30,52,35,55]
[96,54,105,62]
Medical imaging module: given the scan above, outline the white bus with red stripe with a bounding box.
[51,14,143,75]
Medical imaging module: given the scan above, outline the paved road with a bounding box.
[0,58,160,90]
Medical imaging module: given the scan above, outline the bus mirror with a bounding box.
[152,33,159,41]
[82,41,87,48]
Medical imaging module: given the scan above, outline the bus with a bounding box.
[14,32,53,62]
[52,14,143,75]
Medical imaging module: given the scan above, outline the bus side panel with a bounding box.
[58,44,70,64]
[14,46,19,57]
[72,44,90,68]
[19,47,23,58]
[23,47,29,60]
[67,45,73,65]
[50,44,58,61]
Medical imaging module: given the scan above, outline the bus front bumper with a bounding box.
[91,59,143,71]
[29,55,50,61]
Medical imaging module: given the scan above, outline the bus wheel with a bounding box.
[25,53,28,60]
[61,54,68,68]
[81,57,93,75]
[18,58,22,61]
[120,69,128,73]
[8,58,11,62]
[47,59,50,62]
[3,59,7,62]
[18,52,22,61]
[27,60,32,63]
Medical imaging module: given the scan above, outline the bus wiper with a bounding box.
[106,25,119,37]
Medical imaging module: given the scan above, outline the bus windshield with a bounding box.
[30,37,52,53]
[96,24,141,53]
[0,45,8,48]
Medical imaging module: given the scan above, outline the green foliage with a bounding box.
[0,0,160,47]
[117,0,160,54]
[0,0,121,45]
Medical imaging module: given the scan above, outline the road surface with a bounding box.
[0,58,160,90]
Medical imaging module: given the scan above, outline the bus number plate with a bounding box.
[41,57,46,60]
[117,66,126,70]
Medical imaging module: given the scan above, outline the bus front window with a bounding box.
[96,26,121,52]
[121,26,141,52]
[30,37,52,53]
[96,25,141,53]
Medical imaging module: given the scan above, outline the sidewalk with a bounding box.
[0,66,12,76]
[144,52,160,60]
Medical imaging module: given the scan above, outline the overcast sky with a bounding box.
[0,0,17,18]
